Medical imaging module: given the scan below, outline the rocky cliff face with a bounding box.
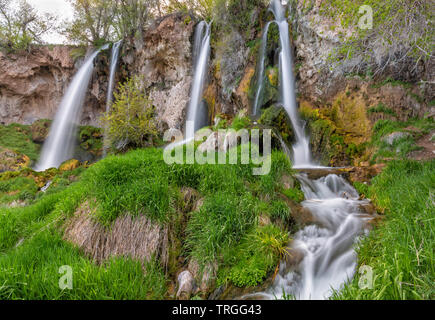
[291,0,434,120]
[0,46,108,127]
[120,13,197,133]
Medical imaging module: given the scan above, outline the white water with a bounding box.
[36,45,108,171]
[252,21,272,116]
[185,21,211,141]
[249,174,372,300]
[106,40,123,112]
[271,0,312,167]
[103,40,123,156]
[252,1,313,167]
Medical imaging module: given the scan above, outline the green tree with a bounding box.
[0,0,57,51]
[101,76,158,151]
[63,0,118,45]
[64,0,162,46]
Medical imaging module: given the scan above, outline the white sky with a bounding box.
[21,0,74,44]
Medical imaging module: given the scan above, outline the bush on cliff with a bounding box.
[101,76,159,152]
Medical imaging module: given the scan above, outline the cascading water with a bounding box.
[105,40,123,113]
[242,1,374,300]
[103,40,123,156]
[185,21,211,141]
[35,45,108,171]
[253,0,313,167]
[271,174,372,299]
[246,173,372,300]
[252,21,272,116]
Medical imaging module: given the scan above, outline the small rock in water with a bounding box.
[41,180,52,192]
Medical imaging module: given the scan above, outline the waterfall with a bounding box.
[103,40,123,156]
[185,21,211,141]
[252,21,272,116]
[106,40,123,113]
[253,0,313,167]
[270,174,371,299]
[245,173,372,300]
[35,45,108,171]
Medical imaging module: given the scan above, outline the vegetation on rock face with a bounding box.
[100,76,159,152]
[0,124,40,163]
[319,0,433,78]
[336,160,435,300]
[0,0,57,51]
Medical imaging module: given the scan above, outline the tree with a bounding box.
[64,0,163,46]
[0,0,57,50]
[63,0,118,45]
[100,76,158,151]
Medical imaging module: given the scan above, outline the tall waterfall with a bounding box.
[103,40,123,156]
[185,21,211,140]
[253,0,313,167]
[35,45,108,171]
[106,40,123,113]
[252,21,272,116]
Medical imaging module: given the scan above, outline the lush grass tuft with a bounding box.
[335,160,435,300]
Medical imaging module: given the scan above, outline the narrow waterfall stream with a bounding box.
[103,40,123,156]
[35,45,108,171]
[245,0,374,300]
[106,40,123,113]
[185,21,211,141]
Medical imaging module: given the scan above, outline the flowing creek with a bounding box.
[243,0,375,300]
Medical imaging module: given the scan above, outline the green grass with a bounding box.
[335,160,435,300]
[219,225,289,287]
[0,123,40,162]
[0,231,166,300]
[367,103,397,117]
[0,176,38,205]
[370,118,434,163]
[0,144,296,298]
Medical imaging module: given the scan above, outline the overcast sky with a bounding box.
[26,0,74,44]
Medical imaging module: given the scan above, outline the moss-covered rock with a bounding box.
[258,105,295,145]
[0,147,30,173]
[30,119,52,143]
[78,125,103,157]
[299,91,374,166]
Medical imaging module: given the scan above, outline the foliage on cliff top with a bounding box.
[0,0,57,51]
[317,0,433,77]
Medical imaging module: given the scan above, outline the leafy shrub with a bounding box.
[101,76,158,151]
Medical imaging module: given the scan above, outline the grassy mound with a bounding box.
[0,145,301,299]
[336,160,435,300]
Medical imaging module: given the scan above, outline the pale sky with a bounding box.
[20,0,74,44]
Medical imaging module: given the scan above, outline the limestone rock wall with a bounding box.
[0,46,108,126]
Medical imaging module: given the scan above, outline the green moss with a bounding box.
[258,106,294,144]
[78,125,103,155]
[367,103,397,117]
[0,124,40,163]
[230,116,252,131]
